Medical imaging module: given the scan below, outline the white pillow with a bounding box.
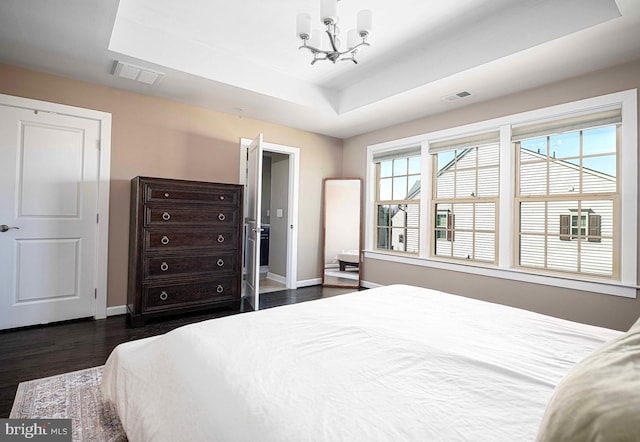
[536,318,640,442]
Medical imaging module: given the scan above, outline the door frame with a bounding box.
[240,138,299,289]
[0,94,111,320]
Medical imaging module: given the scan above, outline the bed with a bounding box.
[101,284,639,441]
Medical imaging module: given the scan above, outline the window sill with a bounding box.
[364,250,637,298]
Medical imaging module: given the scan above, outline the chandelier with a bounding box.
[296,0,372,65]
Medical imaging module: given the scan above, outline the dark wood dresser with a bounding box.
[127,176,243,326]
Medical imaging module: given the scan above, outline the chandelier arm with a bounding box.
[310,53,329,65]
[325,28,339,52]
[330,41,370,57]
[298,44,326,54]
[340,57,358,64]
[300,39,368,61]
[344,41,370,54]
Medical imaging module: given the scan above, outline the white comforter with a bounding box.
[102,285,621,441]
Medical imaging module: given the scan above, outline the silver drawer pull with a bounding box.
[161,236,170,245]
[159,291,168,301]
[218,213,226,221]
[216,285,224,293]
[217,259,224,267]
[164,192,170,197]
[219,195,225,201]
[162,212,171,221]
[217,235,225,243]
[160,262,169,271]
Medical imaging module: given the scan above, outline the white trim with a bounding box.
[297,278,322,288]
[107,305,127,316]
[360,280,383,289]
[619,91,638,285]
[497,124,513,269]
[0,93,111,320]
[240,138,300,290]
[95,111,111,320]
[365,251,638,298]
[366,89,638,298]
[365,147,375,251]
[419,141,431,259]
[267,272,286,284]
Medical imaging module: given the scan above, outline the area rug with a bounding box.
[10,366,126,441]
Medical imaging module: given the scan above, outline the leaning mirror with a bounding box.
[322,178,362,288]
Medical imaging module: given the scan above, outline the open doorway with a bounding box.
[240,138,299,299]
[259,152,289,293]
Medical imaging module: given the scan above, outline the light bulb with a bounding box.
[357,9,373,35]
[296,13,312,39]
[321,0,337,24]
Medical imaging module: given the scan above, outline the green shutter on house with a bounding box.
[560,214,571,241]
[588,214,601,243]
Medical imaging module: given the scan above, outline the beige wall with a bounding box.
[343,58,640,331]
[0,63,343,308]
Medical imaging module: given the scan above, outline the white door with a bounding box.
[0,105,100,329]
[245,134,263,310]
[240,139,300,291]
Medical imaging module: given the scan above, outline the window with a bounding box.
[374,149,420,253]
[571,214,586,238]
[366,90,636,297]
[431,133,500,263]
[435,211,453,240]
[559,211,601,241]
[515,110,619,278]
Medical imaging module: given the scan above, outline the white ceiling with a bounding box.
[1,0,639,139]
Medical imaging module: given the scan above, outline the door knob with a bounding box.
[0,225,19,232]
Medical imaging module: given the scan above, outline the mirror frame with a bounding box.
[322,178,363,288]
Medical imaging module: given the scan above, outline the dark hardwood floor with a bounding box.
[0,285,358,417]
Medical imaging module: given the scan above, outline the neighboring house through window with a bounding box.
[431,132,500,263]
[366,90,636,298]
[515,110,619,277]
[374,147,421,254]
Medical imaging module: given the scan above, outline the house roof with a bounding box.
[520,148,616,182]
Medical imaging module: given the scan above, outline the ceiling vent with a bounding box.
[113,61,164,85]
[441,90,472,102]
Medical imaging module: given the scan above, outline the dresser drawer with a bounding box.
[145,182,240,206]
[143,279,236,312]
[144,253,237,280]
[144,228,237,251]
[145,205,239,227]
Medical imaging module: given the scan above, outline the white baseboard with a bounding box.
[360,280,383,289]
[297,278,380,289]
[106,305,127,316]
[267,272,286,284]
[297,278,322,288]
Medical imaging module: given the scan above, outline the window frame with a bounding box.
[431,142,500,264]
[365,89,637,298]
[514,122,620,279]
[373,153,421,255]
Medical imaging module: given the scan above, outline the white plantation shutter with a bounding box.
[429,131,500,153]
[373,146,421,163]
[512,108,621,141]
